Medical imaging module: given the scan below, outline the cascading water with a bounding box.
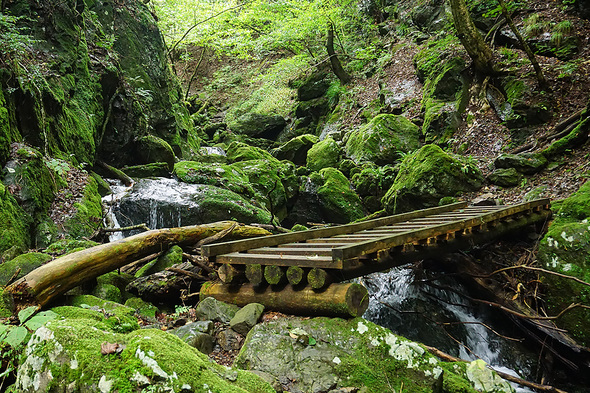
[361,265,536,393]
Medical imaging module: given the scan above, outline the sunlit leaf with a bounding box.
[4,326,28,347]
[24,310,58,331]
[18,306,38,324]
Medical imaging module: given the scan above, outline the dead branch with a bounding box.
[194,222,238,249]
[165,267,207,280]
[120,251,164,275]
[478,265,590,289]
[423,345,568,393]
[102,223,150,233]
[182,252,214,274]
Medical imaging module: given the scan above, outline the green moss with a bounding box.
[122,162,171,178]
[135,135,176,170]
[17,315,274,392]
[0,287,15,317]
[314,168,365,223]
[0,252,52,286]
[124,297,159,319]
[175,160,256,197]
[382,144,483,214]
[0,88,21,166]
[0,183,32,260]
[271,134,319,165]
[226,141,276,163]
[63,177,102,239]
[307,136,340,172]
[45,239,99,255]
[199,186,273,225]
[345,114,421,165]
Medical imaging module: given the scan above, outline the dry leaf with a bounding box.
[101,342,126,355]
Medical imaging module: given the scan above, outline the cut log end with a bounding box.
[286,266,305,286]
[264,265,285,285]
[308,268,331,290]
[245,264,264,286]
[218,264,242,284]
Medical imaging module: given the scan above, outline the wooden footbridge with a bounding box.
[199,199,551,317]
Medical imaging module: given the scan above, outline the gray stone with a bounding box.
[230,112,286,139]
[229,303,265,336]
[218,328,243,351]
[487,168,522,187]
[196,297,239,323]
[170,325,215,355]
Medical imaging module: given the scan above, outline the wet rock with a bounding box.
[344,114,420,165]
[122,162,171,178]
[487,168,522,187]
[171,322,216,354]
[230,303,265,336]
[196,297,240,323]
[382,144,483,214]
[307,136,341,172]
[134,135,175,170]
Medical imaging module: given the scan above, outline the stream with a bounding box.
[103,178,540,392]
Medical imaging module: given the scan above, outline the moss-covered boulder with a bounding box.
[14,307,274,392]
[295,96,331,119]
[313,168,366,223]
[382,144,483,213]
[0,182,32,260]
[295,72,331,101]
[122,162,171,178]
[226,141,276,163]
[345,114,421,165]
[537,182,590,346]
[352,164,398,213]
[116,178,272,229]
[136,245,183,277]
[0,252,52,286]
[494,152,548,175]
[500,77,552,129]
[134,135,176,170]
[306,136,340,172]
[271,134,319,166]
[229,112,286,139]
[487,168,522,187]
[235,317,513,393]
[45,239,99,256]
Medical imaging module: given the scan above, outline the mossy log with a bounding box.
[218,264,243,285]
[264,265,286,285]
[6,222,270,308]
[286,266,306,286]
[308,268,332,290]
[245,264,264,286]
[200,282,369,318]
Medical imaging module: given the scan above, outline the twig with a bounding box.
[182,252,213,274]
[120,251,163,274]
[5,268,22,286]
[194,222,238,249]
[165,267,207,280]
[423,345,568,393]
[476,265,590,289]
[102,223,150,233]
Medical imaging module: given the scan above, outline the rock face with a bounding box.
[537,181,590,346]
[345,114,421,165]
[14,307,274,393]
[235,317,514,393]
[230,112,287,139]
[382,144,483,213]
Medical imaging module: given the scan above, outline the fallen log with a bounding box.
[6,221,270,309]
[200,282,369,318]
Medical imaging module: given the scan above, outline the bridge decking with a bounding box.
[202,199,551,287]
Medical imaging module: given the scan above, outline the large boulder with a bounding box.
[14,306,274,392]
[0,252,52,285]
[115,178,272,229]
[382,144,483,214]
[295,72,331,101]
[133,135,176,170]
[537,182,590,346]
[235,317,514,393]
[229,112,286,139]
[494,152,547,175]
[306,136,341,172]
[313,168,365,224]
[271,134,319,166]
[345,114,420,165]
[226,141,276,163]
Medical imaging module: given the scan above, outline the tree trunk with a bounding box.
[6,222,270,308]
[200,282,369,318]
[327,23,352,84]
[449,0,495,75]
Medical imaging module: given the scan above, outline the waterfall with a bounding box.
[361,266,535,393]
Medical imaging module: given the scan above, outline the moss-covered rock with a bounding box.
[226,141,276,163]
[229,112,286,139]
[487,168,522,187]
[134,135,176,170]
[15,308,274,392]
[235,317,513,393]
[537,182,590,346]
[295,96,331,119]
[345,114,421,165]
[271,134,319,166]
[91,283,122,304]
[89,171,112,197]
[45,239,99,256]
[0,182,32,260]
[124,297,159,319]
[295,72,331,101]
[494,152,548,175]
[501,77,552,129]
[306,136,341,172]
[0,252,52,286]
[136,245,183,278]
[352,164,398,213]
[312,167,366,224]
[62,176,102,239]
[122,162,171,178]
[382,144,483,213]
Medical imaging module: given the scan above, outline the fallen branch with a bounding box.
[194,222,238,249]
[102,223,150,233]
[120,251,164,275]
[423,345,568,393]
[6,221,269,308]
[478,264,590,289]
[165,267,207,280]
[182,253,214,274]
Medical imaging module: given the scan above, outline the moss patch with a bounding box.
[306,136,340,172]
[0,183,32,260]
[62,177,102,239]
[0,252,52,286]
[312,167,365,223]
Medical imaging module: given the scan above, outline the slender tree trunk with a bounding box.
[327,23,352,84]
[449,0,495,75]
[497,0,547,87]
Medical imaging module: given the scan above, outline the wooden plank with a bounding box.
[202,202,468,257]
[333,199,550,262]
[248,247,333,256]
[278,242,354,248]
[306,237,371,243]
[217,252,342,269]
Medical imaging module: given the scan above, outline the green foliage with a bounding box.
[0,14,36,66]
